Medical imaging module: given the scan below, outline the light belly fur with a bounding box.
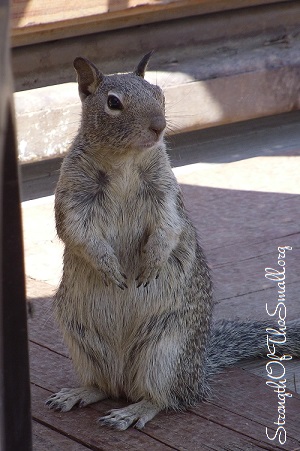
[55,251,184,401]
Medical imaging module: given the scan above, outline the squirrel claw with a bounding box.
[118,282,128,290]
[136,268,160,288]
[136,274,144,288]
[136,280,150,288]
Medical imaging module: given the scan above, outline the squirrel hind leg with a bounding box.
[98,399,160,431]
[45,386,106,412]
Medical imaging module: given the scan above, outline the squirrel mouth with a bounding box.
[141,135,164,150]
[143,141,157,149]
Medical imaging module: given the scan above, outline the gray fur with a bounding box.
[207,319,300,374]
[46,54,299,430]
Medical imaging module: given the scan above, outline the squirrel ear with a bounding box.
[73,57,103,101]
[134,51,154,78]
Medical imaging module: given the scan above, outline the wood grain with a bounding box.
[11,0,292,46]
[32,420,91,451]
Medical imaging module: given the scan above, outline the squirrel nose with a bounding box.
[150,116,166,138]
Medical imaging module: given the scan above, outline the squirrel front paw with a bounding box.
[136,265,160,288]
[136,248,166,288]
[98,254,128,290]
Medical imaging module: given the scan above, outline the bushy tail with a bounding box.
[206,319,300,376]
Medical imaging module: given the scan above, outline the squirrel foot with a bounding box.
[98,399,161,430]
[45,387,106,412]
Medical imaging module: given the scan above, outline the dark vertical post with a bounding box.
[0,1,32,450]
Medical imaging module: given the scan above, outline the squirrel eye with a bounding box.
[107,95,123,110]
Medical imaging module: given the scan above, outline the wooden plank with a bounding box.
[31,359,267,450]
[180,185,300,251]
[26,278,68,356]
[103,367,300,450]
[30,339,300,450]
[169,112,300,169]
[179,182,300,319]
[28,295,69,356]
[91,398,280,450]
[10,0,292,47]
[30,342,76,392]
[189,403,287,451]
[125,408,269,451]
[139,409,290,451]
[32,385,176,451]
[212,253,299,303]
[207,233,300,269]
[209,368,300,442]
[213,280,300,321]
[32,420,91,450]
[240,359,300,395]
[212,253,299,300]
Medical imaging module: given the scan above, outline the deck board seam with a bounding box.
[206,231,300,253]
[189,408,289,451]
[210,248,300,269]
[215,279,300,303]
[32,416,100,451]
[29,338,70,358]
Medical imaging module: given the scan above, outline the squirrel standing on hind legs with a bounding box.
[46,53,300,430]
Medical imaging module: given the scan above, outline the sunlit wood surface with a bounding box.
[11,0,290,46]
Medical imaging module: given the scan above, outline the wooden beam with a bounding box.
[0,1,32,450]
[11,0,291,47]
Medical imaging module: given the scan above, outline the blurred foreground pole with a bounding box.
[0,0,32,450]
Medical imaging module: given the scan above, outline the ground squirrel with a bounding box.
[46,53,300,430]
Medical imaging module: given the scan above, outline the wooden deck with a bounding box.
[24,116,300,450]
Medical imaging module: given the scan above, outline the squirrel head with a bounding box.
[73,52,166,154]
